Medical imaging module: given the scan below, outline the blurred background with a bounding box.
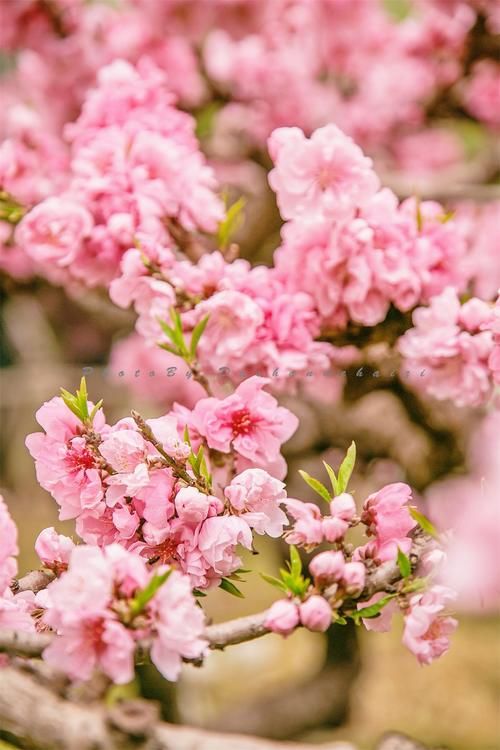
[1,0,499,748]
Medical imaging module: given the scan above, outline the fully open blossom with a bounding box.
[268,124,379,221]
[402,585,458,665]
[25,397,108,520]
[189,377,298,478]
[16,197,93,266]
[224,469,288,537]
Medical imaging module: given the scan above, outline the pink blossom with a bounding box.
[264,598,300,637]
[402,585,458,665]
[224,469,288,537]
[361,482,416,562]
[35,527,75,571]
[268,124,379,220]
[174,487,213,525]
[299,595,332,632]
[0,590,35,634]
[463,61,500,128]
[197,515,253,578]
[309,550,346,585]
[284,499,324,546]
[98,429,147,473]
[149,570,207,681]
[399,288,495,407]
[0,495,18,592]
[191,377,298,477]
[193,291,264,372]
[25,396,108,520]
[17,197,93,266]
[323,493,356,542]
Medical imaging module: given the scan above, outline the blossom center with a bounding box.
[231,408,254,437]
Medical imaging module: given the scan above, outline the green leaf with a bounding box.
[217,196,246,250]
[195,101,222,140]
[219,577,245,598]
[298,470,331,503]
[336,441,356,494]
[260,573,288,593]
[130,569,172,617]
[60,388,83,420]
[158,342,181,356]
[289,545,302,578]
[397,547,412,578]
[409,507,439,539]
[352,594,396,621]
[333,615,347,625]
[193,588,207,598]
[190,315,210,359]
[323,461,339,496]
[89,399,103,424]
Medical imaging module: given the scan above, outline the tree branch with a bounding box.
[0,666,355,750]
[2,535,429,661]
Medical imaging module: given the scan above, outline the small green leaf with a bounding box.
[217,196,246,250]
[352,594,396,621]
[336,441,356,494]
[158,319,182,351]
[190,315,210,359]
[289,545,302,578]
[298,470,331,503]
[193,588,207,598]
[130,570,172,617]
[158,342,181,356]
[323,461,339,496]
[333,615,348,625]
[409,507,439,539]
[397,547,412,578]
[89,399,103,424]
[260,573,288,593]
[219,577,245,598]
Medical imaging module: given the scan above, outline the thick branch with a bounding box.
[0,666,354,750]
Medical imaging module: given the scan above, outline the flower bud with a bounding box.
[299,595,332,632]
[330,492,356,522]
[342,561,366,594]
[35,527,75,569]
[264,599,300,636]
[175,487,210,524]
[309,550,345,584]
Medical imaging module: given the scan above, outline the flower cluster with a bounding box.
[25,377,297,590]
[399,288,498,406]
[37,543,206,683]
[14,60,223,287]
[271,126,468,330]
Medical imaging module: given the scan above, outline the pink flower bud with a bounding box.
[299,595,332,632]
[330,493,356,522]
[264,599,300,636]
[309,550,345,584]
[35,527,75,568]
[342,561,366,594]
[322,515,349,542]
[175,487,211,524]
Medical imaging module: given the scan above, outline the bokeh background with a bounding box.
[1,0,499,748]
